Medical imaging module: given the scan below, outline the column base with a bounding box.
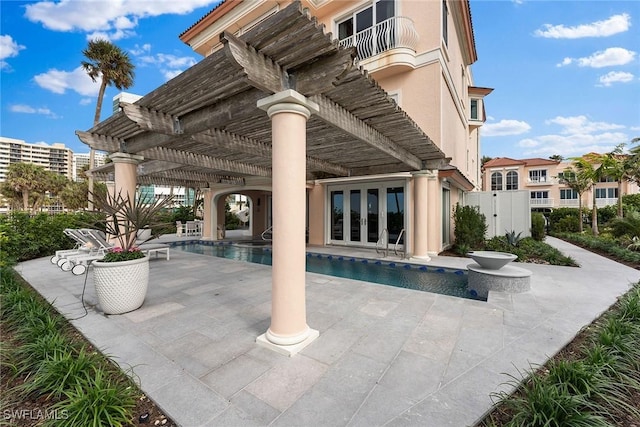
[256,328,320,357]
[411,254,432,262]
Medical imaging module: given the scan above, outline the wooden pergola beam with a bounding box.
[75,131,122,152]
[140,146,272,177]
[310,95,423,170]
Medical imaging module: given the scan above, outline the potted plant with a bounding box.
[90,190,173,314]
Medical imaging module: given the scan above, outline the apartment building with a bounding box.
[0,136,73,181]
[177,0,492,254]
[482,157,639,211]
[72,152,106,181]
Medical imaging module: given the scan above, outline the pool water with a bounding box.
[172,242,484,301]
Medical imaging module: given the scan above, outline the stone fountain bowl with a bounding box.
[467,251,517,270]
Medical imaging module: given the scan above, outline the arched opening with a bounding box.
[208,187,272,241]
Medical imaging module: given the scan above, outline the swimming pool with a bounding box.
[172,241,484,301]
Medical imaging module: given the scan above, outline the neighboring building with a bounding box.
[112,92,143,113]
[139,184,197,207]
[179,0,492,254]
[481,157,639,211]
[0,136,73,181]
[73,152,106,181]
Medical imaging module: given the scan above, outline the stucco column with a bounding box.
[109,153,143,202]
[201,189,214,240]
[412,171,431,261]
[426,171,441,255]
[256,89,319,356]
[109,153,143,245]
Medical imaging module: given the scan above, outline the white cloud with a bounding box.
[535,13,630,39]
[520,132,629,158]
[546,115,625,134]
[34,66,99,96]
[79,98,93,106]
[482,119,531,137]
[133,49,197,81]
[25,0,217,39]
[0,34,26,70]
[518,115,630,157]
[10,104,60,119]
[559,47,636,68]
[598,71,635,87]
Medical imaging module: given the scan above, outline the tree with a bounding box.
[573,154,606,236]
[601,144,638,218]
[3,163,49,212]
[548,154,564,162]
[481,156,493,167]
[558,168,591,233]
[81,39,135,209]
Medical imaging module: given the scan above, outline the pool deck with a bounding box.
[15,236,640,426]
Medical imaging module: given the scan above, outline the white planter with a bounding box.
[93,256,149,314]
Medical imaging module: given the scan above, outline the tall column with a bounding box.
[426,171,441,255]
[256,89,319,356]
[109,153,143,203]
[201,189,213,240]
[412,171,432,261]
[109,153,143,245]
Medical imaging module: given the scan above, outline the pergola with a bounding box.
[78,1,447,355]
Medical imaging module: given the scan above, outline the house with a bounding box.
[79,0,491,353]
[482,156,639,212]
[178,0,492,254]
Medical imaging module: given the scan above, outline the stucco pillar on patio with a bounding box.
[256,89,319,356]
[412,171,434,261]
[109,153,143,201]
[201,189,213,240]
[426,171,441,255]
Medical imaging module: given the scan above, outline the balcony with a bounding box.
[596,198,618,208]
[559,199,580,207]
[530,198,554,208]
[338,16,418,69]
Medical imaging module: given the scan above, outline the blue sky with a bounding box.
[1,0,639,160]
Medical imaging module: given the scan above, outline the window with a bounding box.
[598,176,616,183]
[491,172,503,191]
[560,189,578,199]
[338,0,396,59]
[596,188,618,198]
[529,169,547,183]
[442,0,448,46]
[470,99,478,120]
[506,171,518,190]
[530,191,549,200]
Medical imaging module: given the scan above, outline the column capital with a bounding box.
[257,89,319,119]
[411,170,438,179]
[109,152,144,165]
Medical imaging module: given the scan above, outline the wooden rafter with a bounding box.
[140,146,271,177]
[310,95,423,170]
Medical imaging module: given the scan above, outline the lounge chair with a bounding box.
[50,229,94,264]
[59,229,170,275]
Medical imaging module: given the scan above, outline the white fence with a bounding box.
[464,190,531,239]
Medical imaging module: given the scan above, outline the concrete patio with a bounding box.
[14,236,640,426]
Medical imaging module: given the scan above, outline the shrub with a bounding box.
[608,211,640,239]
[549,208,581,233]
[622,194,640,213]
[531,213,545,241]
[598,205,618,226]
[453,204,487,250]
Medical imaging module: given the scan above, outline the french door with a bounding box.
[328,181,405,248]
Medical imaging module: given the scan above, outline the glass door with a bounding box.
[328,181,405,248]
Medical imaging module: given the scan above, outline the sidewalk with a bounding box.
[15,236,640,426]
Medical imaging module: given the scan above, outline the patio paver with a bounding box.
[14,235,640,426]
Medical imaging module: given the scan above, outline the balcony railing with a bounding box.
[338,16,418,60]
[530,198,554,207]
[559,199,580,207]
[596,198,618,208]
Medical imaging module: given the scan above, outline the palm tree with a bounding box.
[573,154,606,236]
[602,144,638,218]
[4,163,48,212]
[81,39,135,209]
[558,167,591,233]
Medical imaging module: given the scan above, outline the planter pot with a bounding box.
[93,256,149,314]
